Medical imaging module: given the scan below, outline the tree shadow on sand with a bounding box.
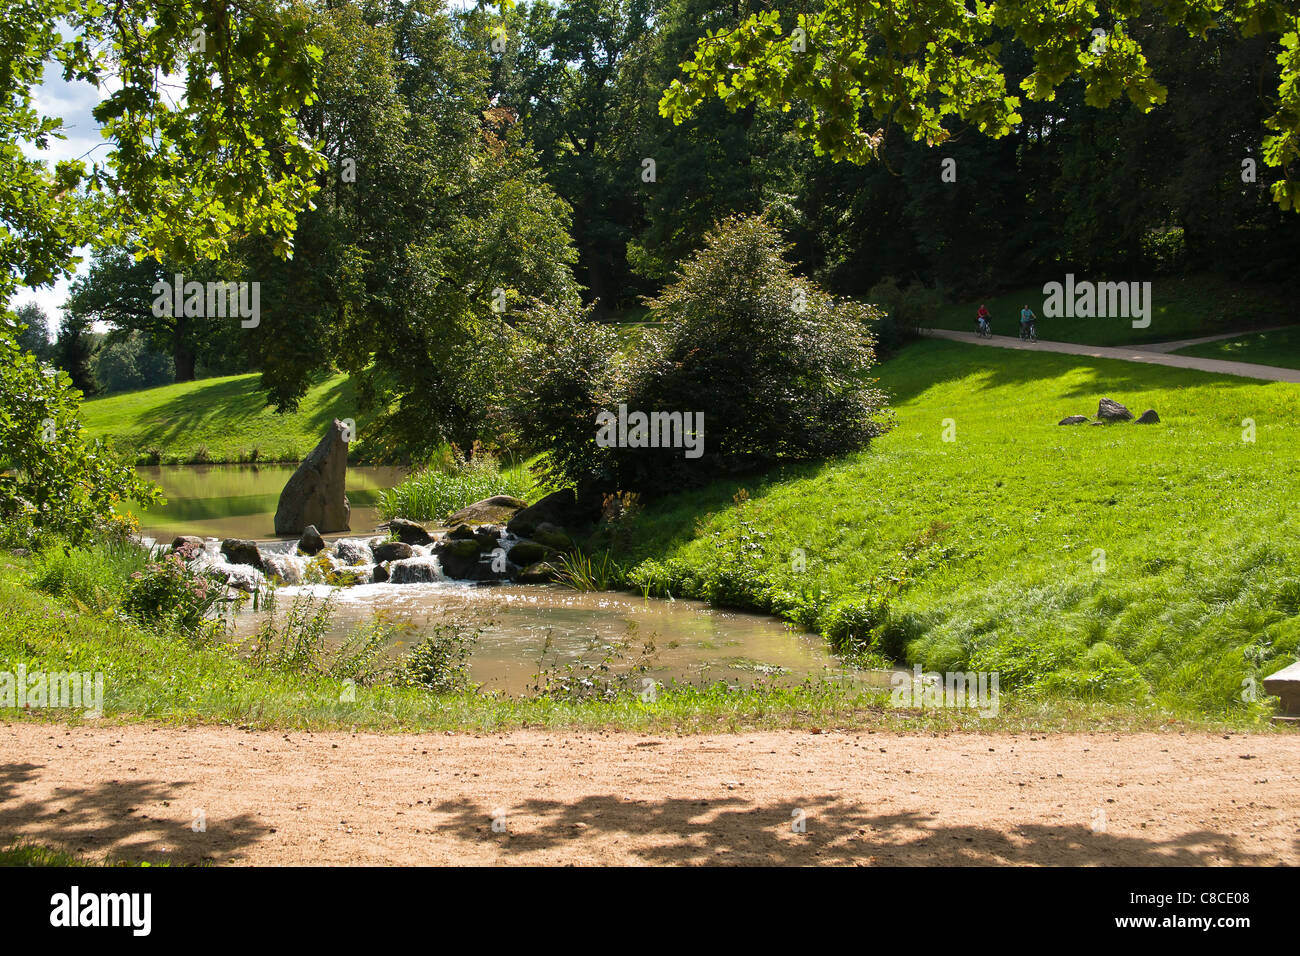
[431,793,1280,866]
[0,761,267,865]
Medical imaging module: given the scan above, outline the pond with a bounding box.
[230,579,890,696]
[130,464,409,542]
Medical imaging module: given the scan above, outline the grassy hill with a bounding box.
[933,275,1296,346]
[1173,326,1300,370]
[604,338,1300,717]
[80,373,359,464]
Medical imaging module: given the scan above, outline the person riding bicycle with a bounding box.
[976,304,991,335]
[1019,305,1037,339]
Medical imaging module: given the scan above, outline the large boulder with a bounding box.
[221,539,263,570]
[273,420,351,535]
[446,495,528,528]
[334,539,372,566]
[1263,661,1300,719]
[1097,398,1133,422]
[1135,408,1160,424]
[506,489,579,537]
[508,540,551,566]
[387,518,434,546]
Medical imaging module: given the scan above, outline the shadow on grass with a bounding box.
[0,761,266,865]
[431,793,1276,865]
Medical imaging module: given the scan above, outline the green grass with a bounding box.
[1173,325,1300,370]
[80,372,360,464]
[602,338,1300,718]
[932,275,1296,347]
[0,551,1253,733]
[0,842,168,866]
[377,454,539,523]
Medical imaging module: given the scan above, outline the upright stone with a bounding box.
[274,420,351,535]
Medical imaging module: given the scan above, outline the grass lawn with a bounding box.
[932,275,1297,347]
[80,372,359,464]
[1173,326,1300,370]
[603,338,1300,718]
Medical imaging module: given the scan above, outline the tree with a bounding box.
[13,302,52,362]
[52,311,98,396]
[1,0,327,309]
[247,0,580,458]
[659,1,1300,211]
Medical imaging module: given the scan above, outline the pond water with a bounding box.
[230,581,890,696]
[130,465,409,541]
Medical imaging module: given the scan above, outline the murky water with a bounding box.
[129,465,409,541]
[231,581,890,696]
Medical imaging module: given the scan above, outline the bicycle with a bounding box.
[1018,322,1037,343]
[976,318,992,339]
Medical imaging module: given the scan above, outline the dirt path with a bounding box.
[923,328,1300,383]
[1126,325,1299,354]
[3,723,1298,865]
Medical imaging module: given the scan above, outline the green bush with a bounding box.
[393,626,477,693]
[0,312,160,543]
[866,277,941,353]
[123,552,227,642]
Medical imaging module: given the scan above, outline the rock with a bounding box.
[473,525,503,550]
[388,518,434,546]
[531,522,574,551]
[335,539,372,566]
[508,540,551,566]
[371,541,414,563]
[170,534,205,551]
[506,488,578,537]
[273,420,351,535]
[388,559,440,584]
[433,537,485,579]
[1089,420,1106,426]
[446,495,528,527]
[1135,408,1160,424]
[1263,660,1300,718]
[446,524,478,541]
[1057,415,1089,426]
[221,538,264,570]
[371,564,389,584]
[297,525,326,556]
[1097,397,1133,422]
[516,561,558,584]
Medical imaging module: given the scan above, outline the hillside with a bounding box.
[604,338,1300,716]
[80,373,359,464]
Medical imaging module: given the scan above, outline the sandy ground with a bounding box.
[922,328,1300,383]
[2,723,1298,866]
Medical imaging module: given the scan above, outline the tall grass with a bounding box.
[30,536,150,611]
[377,449,537,522]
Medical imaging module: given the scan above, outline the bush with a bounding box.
[393,626,477,693]
[616,215,890,495]
[377,447,536,522]
[122,552,226,641]
[0,312,160,542]
[866,277,941,353]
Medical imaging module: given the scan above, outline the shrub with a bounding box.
[866,277,941,354]
[616,215,891,495]
[0,312,161,542]
[31,536,149,610]
[393,626,477,693]
[122,552,226,642]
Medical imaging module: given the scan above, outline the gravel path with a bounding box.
[923,328,1300,383]
[4,723,1297,866]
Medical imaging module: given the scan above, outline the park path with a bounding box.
[923,328,1300,383]
[3,723,1298,866]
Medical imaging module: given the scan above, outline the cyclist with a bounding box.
[976,304,991,336]
[1019,304,1037,340]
